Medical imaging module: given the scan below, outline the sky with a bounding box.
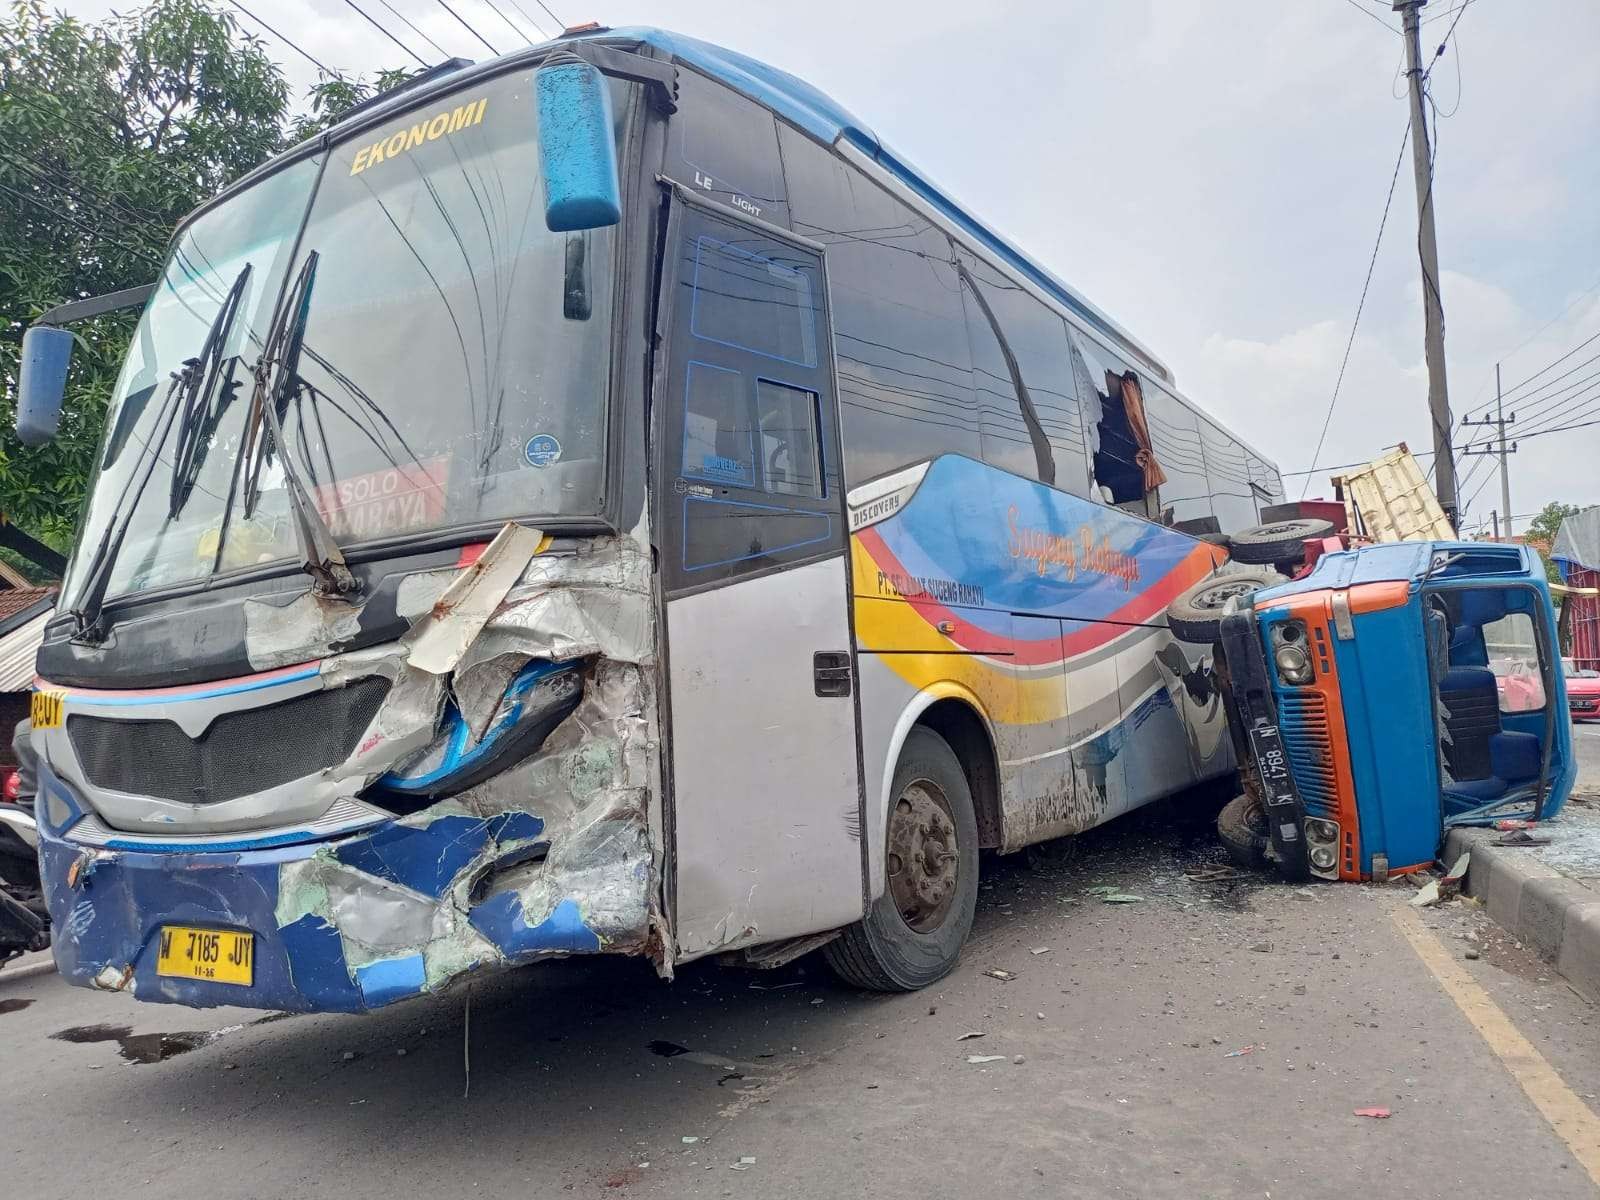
[62,0,1600,537]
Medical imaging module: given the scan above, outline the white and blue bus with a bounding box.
[16,26,1286,1008]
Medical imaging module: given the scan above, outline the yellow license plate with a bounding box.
[30,689,66,730]
[156,926,255,986]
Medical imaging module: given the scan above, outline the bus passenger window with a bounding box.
[682,361,756,486]
[690,236,817,368]
[1071,332,1165,515]
[757,379,823,497]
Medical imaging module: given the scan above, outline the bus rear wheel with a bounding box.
[825,727,979,991]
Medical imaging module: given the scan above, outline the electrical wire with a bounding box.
[480,0,535,45]
[1337,0,1398,32]
[434,0,499,55]
[527,0,566,32]
[375,0,450,58]
[338,0,429,67]
[224,0,341,76]
[1298,119,1412,499]
[505,1,556,38]
[0,179,164,269]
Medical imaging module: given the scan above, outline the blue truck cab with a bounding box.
[1218,540,1574,881]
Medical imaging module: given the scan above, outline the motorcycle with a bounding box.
[1,719,49,969]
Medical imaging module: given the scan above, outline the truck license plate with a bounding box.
[1248,721,1299,816]
[156,926,254,986]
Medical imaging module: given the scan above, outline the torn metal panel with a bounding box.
[243,590,366,673]
[401,523,545,675]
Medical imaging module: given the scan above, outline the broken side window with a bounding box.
[1069,329,1166,518]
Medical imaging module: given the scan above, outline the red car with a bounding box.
[1565,658,1600,722]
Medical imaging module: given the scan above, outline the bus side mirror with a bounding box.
[536,57,622,233]
[15,325,73,446]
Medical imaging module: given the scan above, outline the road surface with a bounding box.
[4,795,1598,1198]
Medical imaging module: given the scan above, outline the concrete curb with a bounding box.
[1445,825,1600,1001]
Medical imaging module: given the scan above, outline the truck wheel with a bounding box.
[825,727,979,991]
[1164,569,1283,644]
[1217,794,1270,870]
[1227,518,1336,565]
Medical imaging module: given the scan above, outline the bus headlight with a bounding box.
[1310,844,1338,870]
[1274,643,1313,684]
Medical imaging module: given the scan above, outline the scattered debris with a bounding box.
[1353,1107,1392,1119]
[1464,948,1481,960]
[681,1137,700,1144]
[1099,893,1145,904]
[809,997,825,1006]
[1224,1045,1258,1058]
[1250,942,1272,953]
[1493,819,1536,831]
[1011,1055,1025,1065]
[965,1054,1007,1065]
[1030,946,1052,955]
[983,968,1017,982]
[1185,866,1253,884]
[1494,831,1551,846]
[1292,888,1318,901]
[728,1156,757,1171]
[1410,880,1443,908]
[957,1031,987,1041]
[747,980,803,991]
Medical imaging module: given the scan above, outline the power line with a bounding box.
[434,0,499,55]
[1336,0,1397,32]
[1480,329,1600,410]
[505,1,556,38]
[1298,119,1412,500]
[225,0,340,77]
[480,0,536,45]
[375,0,450,58]
[526,0,566,32]
[0,179,164,269]
[338,0,429,67]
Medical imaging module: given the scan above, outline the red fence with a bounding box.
[1569,564,1600,672]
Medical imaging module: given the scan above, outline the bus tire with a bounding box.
[1217,793,1270,870]
[1164,569,1282,644]
[1227,518,1336,565]
[825,727,979,991]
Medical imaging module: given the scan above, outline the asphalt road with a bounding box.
[5,795,1599,1198]
[1575,720,1600,793]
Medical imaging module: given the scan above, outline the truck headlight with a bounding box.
[1274,643,1313,684]
[1310,845,1338,870]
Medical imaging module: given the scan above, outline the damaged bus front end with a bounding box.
[22,45,675,1011]
[31,528,665,1010]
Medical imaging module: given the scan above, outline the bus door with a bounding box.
[653,190,866,960]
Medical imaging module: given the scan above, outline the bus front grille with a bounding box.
[66,677,391,806]
[1277,692,1340,820]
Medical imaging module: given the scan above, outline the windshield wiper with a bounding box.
[168,264,251,518]
[231,251,360,599]
[68,266,253,644]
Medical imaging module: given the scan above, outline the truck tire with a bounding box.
[825,727,979,991]
[1217,794,1270,870]
[1227,518,1336,565]
[1164,569,1282,644]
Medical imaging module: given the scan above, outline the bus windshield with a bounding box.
[60,67,621,612]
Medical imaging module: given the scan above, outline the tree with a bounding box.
[0,0,410,554]
[1526,501,1582,593]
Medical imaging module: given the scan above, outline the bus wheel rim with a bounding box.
[886,779,960,933]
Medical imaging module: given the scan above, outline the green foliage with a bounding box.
[1527,501,1582,594]
[0,0,410,555]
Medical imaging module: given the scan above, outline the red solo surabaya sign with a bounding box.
[312,457,449,542]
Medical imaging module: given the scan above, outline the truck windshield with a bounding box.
[60,67,621,611]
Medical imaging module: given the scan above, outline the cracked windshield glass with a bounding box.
[60,67,622,611]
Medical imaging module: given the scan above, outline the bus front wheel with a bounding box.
[825,727,979,991]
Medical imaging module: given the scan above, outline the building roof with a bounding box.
[0,586,55,636]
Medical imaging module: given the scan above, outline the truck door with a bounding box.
[654,190,865,960]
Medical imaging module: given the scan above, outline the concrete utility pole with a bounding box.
[1395,0,1456,527]
[1461,362,1517,538]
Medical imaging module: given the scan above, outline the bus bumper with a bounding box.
[35,762,653,1013]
